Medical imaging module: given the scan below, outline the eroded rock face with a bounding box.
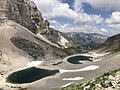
[99,34,120,52]
[0,51,11,65]
[0,0,49,34]
[10,37,45,59]
[0,0,72,48]
[0,51,2,60]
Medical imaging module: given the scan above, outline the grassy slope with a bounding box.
[59,69,120,90]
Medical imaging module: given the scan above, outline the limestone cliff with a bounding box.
[0,0,50,34]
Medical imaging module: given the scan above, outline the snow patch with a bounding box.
[62,77,84,81]
[59,36,69,48]
[61,82,74,88]
[37,33,59,48]
[89,52,110,58]
[27,61,43,67]
[93,59,102,62]
[59,65,100,73]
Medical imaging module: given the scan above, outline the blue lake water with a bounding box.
[67,56,93,64]
[7,67,59,84]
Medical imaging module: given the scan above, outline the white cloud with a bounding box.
[49,20,61,29]
[31,0,120,35]
[106,11,120,29]
[100,28,107,32]
[54,23,102,34]
[32,0,103,25]
[49,20,58,24]
[32,0,78,19]
[60,23,70,29]
[74,0,120,11]
[75,13,103,24]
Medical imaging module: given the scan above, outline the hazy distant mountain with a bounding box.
[62,32,108,51]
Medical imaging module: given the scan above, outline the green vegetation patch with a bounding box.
[59,69,120,90]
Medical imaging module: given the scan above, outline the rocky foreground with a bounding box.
[59,69,120,90]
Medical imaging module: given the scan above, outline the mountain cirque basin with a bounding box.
[67,56,93,64]
[6,67,59,84]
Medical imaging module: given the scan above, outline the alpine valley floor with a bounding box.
[1,51,120,90]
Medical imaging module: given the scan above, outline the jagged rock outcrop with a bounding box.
[0,0,49,34]
[48,28,73,48]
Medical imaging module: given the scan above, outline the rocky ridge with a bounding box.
[0,0,49,34]
[98,33,120,53]
[62,32,107,51]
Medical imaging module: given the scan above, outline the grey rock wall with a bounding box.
[0,0,49,34]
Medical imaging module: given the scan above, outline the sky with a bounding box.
[32,0,120,36]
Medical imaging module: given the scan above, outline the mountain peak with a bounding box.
[0,0,49,34]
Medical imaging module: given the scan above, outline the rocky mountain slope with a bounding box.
[0,0,106,50]
[59,33,120,90]
[62,32,107,51]
[0,20,80,65]
[98,33,120,53]
[0,0,82,68]
[48,29,74,48]
[0,0,71,48]
[0,0,48,34]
